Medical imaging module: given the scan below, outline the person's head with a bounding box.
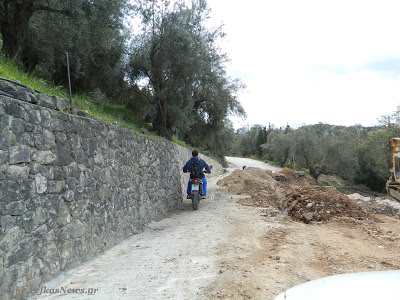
[192,150,199,157]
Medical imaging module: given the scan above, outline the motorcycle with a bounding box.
[185,168,211,211]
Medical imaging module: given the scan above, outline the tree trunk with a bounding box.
[308,165,320,180]
[153,98,173,139]
[304,155,321,180]
[1,27,24,61]
[279,147,290,167]
[0,0,70,62]
[1,1,35,61]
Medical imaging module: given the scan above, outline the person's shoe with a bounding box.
[186,194,191,199]
[201,195,206,199]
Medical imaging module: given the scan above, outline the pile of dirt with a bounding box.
[278,168,297,176]
[286,186,375,223]
[218,168,287,210]
[218,167,376,224]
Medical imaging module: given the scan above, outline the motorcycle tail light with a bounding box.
[194,179,198,183]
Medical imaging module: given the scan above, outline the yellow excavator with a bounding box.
[386,138,400,200]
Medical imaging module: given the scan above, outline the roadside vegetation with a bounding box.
[0,0,244,157]
[225,119,400,192]
[0,53,151,132]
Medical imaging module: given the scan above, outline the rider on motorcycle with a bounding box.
[183,150,211,199]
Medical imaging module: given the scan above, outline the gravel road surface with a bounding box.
[27,158,279,300]
[225,157,281,172]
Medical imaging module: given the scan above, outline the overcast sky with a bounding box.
[207,0,400,128]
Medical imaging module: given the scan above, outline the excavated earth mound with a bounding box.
[279,167,297,176]
[286,186,373,223]
[218,167,376,223]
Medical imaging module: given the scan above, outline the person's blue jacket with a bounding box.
[183,156,211,177]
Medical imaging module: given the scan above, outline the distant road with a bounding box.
[225,156,282,172]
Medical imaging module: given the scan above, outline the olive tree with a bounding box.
[128,0,244,139]
[1,0,129,98]
[263,127,292,167]
[0,0,71,61]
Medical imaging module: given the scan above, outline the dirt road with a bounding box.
[27,158,400,300]
[26,158,270,299]
[224,157,281,172]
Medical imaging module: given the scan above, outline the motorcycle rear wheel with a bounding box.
[191,191,199,210]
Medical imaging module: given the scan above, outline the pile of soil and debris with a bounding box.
[279,168,297,176]
[286,186,374,223]
[218,167,377,224]
[218,168,287,210]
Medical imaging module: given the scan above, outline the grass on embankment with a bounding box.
[0,54,151,132]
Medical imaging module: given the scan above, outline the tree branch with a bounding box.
[133,88,151,101]
[193,91,208,104]
[33,4,71,16]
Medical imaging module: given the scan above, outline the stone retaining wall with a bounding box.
[0,81,223,300]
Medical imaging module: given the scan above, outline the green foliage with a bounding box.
[171,135,186,147]
[128,0,245,141]
[26,0,129,97]
[0,53,69,97]
[211,120,236,156]
[352,125,399,191]
[230,124,267,157]
[260,124,363,180]
[230,119,400,191]
[1,0,129,99]
[0,54,150,132]
[74,95,152,132]
[291,126,327,179]
[0,0,245,156]
[354,148,387,192]
[265,127,292,167]
[255,126,268,157]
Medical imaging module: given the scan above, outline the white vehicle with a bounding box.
[274,270,400,300]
